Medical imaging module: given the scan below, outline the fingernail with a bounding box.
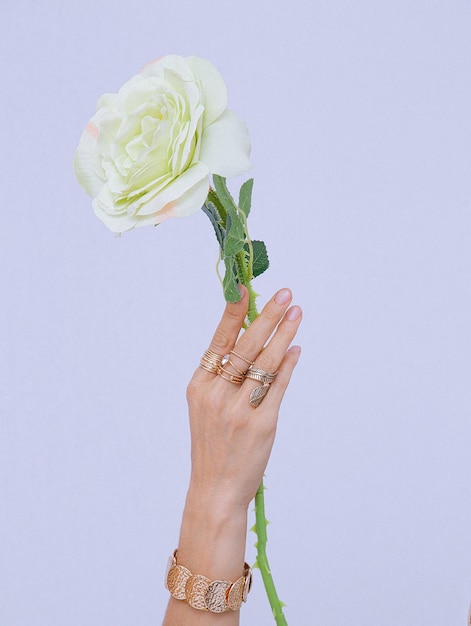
[288,345,302,355]
[275,288,292,305]
[286,305,302,321]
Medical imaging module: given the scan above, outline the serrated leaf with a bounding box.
[205,199,223,224]
[207,187,227,223]
[222,256,241,302]
[239,178,254,217]
[201,201,224,249]
[251,239,269,278]
[212,175,238,215]
[212,176,247,257]
[223,210,246,257]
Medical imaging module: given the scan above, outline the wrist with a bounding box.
[176,488,248,582]
[185,483,249,523]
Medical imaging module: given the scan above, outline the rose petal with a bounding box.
[186,56,227,127]
[74,123,104,198]
[141,54,194,83]
[93,202,137,233]
[199,109,252,178]
[178,104,204,174]
[154,174,210,221]
[93,166,209,233]
[136,161,209,216]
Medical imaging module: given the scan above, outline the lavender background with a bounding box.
[1,1,471,624]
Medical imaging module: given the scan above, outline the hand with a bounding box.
[186,286,302,514]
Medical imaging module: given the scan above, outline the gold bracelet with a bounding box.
[165,550,252,612]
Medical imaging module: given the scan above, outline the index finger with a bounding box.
[193,287,249,380]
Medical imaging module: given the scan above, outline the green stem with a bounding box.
[235,267,288,625]
[204,184,287,624]
[235,249,258,325]
[255,480,288,625]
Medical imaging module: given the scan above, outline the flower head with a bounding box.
[74,55,251,233]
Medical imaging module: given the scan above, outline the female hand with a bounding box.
[186,286,302,514]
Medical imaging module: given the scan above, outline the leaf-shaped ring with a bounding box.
[245,366,278,407]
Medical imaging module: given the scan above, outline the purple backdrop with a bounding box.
[1,1,470,624]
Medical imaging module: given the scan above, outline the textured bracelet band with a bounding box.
[165,550,252,612]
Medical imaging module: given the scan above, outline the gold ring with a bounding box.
[230,349,254,367]
[245,366,278,407]
[200,349,223,374]
[245,366,277,384]
[218,367,244,385]
[224,358,246,377]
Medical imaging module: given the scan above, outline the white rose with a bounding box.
[74,55,251,233]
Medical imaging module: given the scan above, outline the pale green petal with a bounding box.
[148,174,209,221]
[176,104,204,174]
[163,67,201,113]
[141,55,194,82]
[186,56,227,127]
[94,185,124,217]
[93,198,136,233]
[97,91,117,109]
[74,122,104,197]
[119,76,165,112]
[92,163,209,233]
[199,109,251,178]
[136,161,209,216]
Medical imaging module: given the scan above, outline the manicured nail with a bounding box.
[275,288,292,305]
[286,305,302,321]
[288,345,302,355]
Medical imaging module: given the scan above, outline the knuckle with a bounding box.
[206,392,225,414]
[225,303,244,321]
[258,416,278,438]
[237,333,257,356]
[186,380,199,402]
[262,304,279,323]
[255,351,276,372]
[211,329,231,351]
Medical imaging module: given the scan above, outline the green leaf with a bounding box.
[224,212,246,257]
[201,201,224,249]
[239,178,254,217]
[213,175,247,257]
[251,240,269,278]
[212,175,238,215]
[207,187,227,223]
[222,256,241,302]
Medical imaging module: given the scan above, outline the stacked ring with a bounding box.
[230,350,254,368]
[200,350,278,403]
[200,350,223,374]
[218,368,244,385]
[222,357,246,377]
[217,350,253,385]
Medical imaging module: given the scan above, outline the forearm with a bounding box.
[163,489,248,625]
